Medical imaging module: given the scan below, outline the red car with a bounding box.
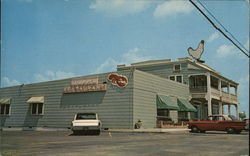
[188,115,246,134]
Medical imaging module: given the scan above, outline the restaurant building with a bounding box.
[0,57,239,129]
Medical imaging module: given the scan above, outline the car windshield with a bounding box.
[76,113,96,120]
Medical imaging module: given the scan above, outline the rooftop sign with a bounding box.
[64,77,107,93]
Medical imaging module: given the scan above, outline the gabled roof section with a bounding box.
[193,62,219,73]
[117,57,238,85]
[117,57,190,70]
[131,59,171,66]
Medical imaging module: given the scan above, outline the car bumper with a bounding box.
[71,126,100,131]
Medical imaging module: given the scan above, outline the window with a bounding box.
[174,64,181,71]
[170,76,175,81]
[176,76,182,83]
[178,111,188,119]
[0,104,10,115]
[76,113,96,120]
[31,103,43,115]
[157,110,169,117]
[169,75,183,83]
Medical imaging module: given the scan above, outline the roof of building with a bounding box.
[117,57,238,85]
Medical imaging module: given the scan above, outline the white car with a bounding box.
[71,113,101,135]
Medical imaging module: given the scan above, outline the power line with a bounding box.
[189,0,250,58]
[197,0,249,54]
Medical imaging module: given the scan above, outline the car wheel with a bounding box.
[190,126,199,133]
[235,130,241,134]
[227,128,235,134]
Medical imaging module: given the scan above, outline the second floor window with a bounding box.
[169,75,183,83]
[174,64,181,71]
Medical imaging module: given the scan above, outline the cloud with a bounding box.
[93,48,155,74]
[216,39,249,58]
[207,32,219,43]
[1,77,21,87]
[33,71,76,82]
[89,0,151,17]
[216,44,235,57]
[92,58,119,74]
[121,48,154,64]
[238,74,249,115]
[153,0,194,18]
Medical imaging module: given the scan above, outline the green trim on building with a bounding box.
[156,95,180,110]
[177,98,197,112]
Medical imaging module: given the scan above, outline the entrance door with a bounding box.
[194,105,201,121]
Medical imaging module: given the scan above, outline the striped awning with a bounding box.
[27,96,44,103]
[0,98,11,104]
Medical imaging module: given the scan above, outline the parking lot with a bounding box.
[0,130,249,156]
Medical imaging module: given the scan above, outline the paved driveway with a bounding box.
[0,131,249,156]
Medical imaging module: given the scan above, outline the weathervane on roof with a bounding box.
[188,40,205,63]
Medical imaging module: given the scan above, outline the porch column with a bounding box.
[218,79,222,96]
[219,102,223,115]
[228,104,231,116]
[235,86,238,101]
[206,73,212,117]
[222,104,224,114]
[235,105,239,119]
[228,84,231,103]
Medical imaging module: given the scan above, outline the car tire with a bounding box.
[227,127,235,134]
[200,130,206,133]
[235,130,241,134]
[190,126,199,133]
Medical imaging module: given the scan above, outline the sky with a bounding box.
[1,0,249,116]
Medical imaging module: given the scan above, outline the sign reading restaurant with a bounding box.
[64,77,107,93]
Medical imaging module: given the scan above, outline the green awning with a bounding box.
[0,98,11,104]
[177,98,197,112]
[157,95,180,110]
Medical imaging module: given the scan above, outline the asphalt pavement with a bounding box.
[0,130,248,156]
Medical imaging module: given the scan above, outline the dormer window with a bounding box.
[174,64,181,71]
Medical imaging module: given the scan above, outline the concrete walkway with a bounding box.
[1,127,190,133]
[108,128,190,133]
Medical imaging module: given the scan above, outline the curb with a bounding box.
[1,127,190,133]
[107,128,190,133]
[0,127,71,132]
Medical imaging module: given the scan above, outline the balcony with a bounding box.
[221,91,238,104]
[189,86,207,93]
[190,86,238,104]
[189,74,238,104]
